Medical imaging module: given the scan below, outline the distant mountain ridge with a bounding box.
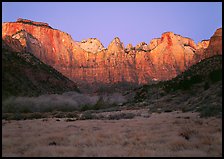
[2,18,222,92]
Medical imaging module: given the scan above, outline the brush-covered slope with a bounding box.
[131,55,222,117]
[2,38,79,99]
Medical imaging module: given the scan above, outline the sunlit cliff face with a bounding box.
[2,19,222,90]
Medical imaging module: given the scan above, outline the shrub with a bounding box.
[80,111,96,120]
[65,118,77,122]
[203,81,210,90]
[53,112,66,118]
[25,112,45,119]
[108,113,135,120]
[80,104,92,111]
[170,140,188,151]
[178,127,198,140]
[209,69,222,83]
[5,113,24,120]
[190,75,203,84]
[92,96,104,110]
[197,103,222,118]
[66,112,78,118]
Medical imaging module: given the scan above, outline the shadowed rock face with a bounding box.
[2,19,222,91]
[2,38,79,98]
[2,35,24,52]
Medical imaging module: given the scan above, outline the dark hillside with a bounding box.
[130,55,222,118]
[2,48,79,100]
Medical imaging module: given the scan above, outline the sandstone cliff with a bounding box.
[2,19,222,92]
[204,28,222,58]
[195,28,222,62]
[78,38,106,53]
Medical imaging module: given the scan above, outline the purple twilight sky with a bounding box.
[2,2,222,47]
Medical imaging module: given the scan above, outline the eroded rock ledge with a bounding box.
[16,18,52,29]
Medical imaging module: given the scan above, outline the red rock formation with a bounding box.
[195,40,210,61]
[16,18,51,28]
[78,38,105,53]
[2,19,222,92]
[195,28,222,62]
[197,40,209,49]
[147,32,197,80]
[204,28,222,58]
[125,43,134,52]
[148,38,161,50]
[135,42,149,51]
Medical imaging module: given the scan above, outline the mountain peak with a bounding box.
[107,37,124,52]
[213,28,222,36]
[16,18,52,29]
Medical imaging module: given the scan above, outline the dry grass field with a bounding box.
[2,110,222,157]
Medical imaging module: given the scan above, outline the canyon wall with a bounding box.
[2,18,222,91]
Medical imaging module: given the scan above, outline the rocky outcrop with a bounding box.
[125,43,134,52]
[16,18,51,28]
[148,38,161,50]
[2,19,222,92]
[194,40,210,61]
[2,20,80,73]
[138,32,197,81]
[135,42,149,52]
[197,40,209,49]
[11,29,43,56]
[78,38,105,53]
[175,34,197,49]
[108,37,124,53]
[204,28,222,58]
[195,28,222,62]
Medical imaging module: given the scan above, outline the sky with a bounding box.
[2,2,222,47]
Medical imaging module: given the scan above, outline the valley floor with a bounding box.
[2,111,222,157]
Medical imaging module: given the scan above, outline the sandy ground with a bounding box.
[2,111,222,157]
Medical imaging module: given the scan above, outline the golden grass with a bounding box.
[2,111,222,157]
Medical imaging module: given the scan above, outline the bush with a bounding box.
[66,112,78,118]
[25,112,45,119]
[197,103,222,118]
[203,82,210,90]
[53,112,66,118]
[80,111,96,120]
[2,113,24,120]
[108,113,135,120]
[65,118,77,122]
[190,75,203,84]
[92,96,104,110]
[209,69,222,83]
[80,105,92,111]
[178,127,198,140]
